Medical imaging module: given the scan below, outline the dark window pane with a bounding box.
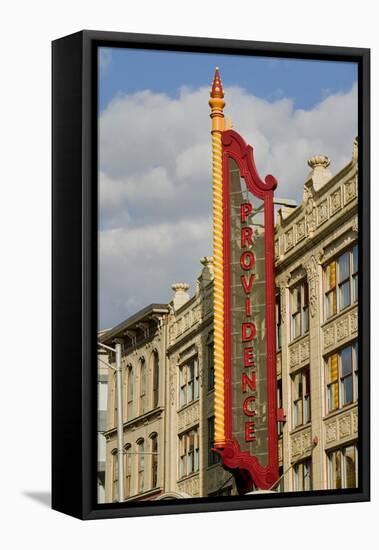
[342,375,353,405]
[341,346,352,376]
[339,252,350,282]
[339,281,351,310]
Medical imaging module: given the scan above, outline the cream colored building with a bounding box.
[275,140,358,492]
[100,139,358,502]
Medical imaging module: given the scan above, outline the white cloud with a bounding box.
[99,83,357,327]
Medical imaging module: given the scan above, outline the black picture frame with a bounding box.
[52,30,370,520]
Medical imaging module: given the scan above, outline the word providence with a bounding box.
[239,201,258,443]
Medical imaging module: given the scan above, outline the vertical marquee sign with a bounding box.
[210,68,279,493]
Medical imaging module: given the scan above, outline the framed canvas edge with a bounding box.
[52,30,370,521]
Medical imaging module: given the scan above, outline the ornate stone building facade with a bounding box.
[275,140,358,492]
[100,139,358,502]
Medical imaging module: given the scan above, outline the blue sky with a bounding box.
[99,47,357,112]
[98,47,358,329]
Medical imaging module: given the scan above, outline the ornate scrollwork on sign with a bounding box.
[305,255,320,317]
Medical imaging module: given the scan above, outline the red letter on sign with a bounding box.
[241,202,253,223]
[244,347,255,367]
[240,251,255,270]
[243,395,256,416]
[241,274,255,294]
[242,322,256,342]
[242,371,256,392]
[241,226,253,248]
[245,421,256,442]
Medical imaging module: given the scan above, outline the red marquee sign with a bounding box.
[217,129,279,493]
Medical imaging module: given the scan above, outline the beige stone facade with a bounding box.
[100,139,358,502]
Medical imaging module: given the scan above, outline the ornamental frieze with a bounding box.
[178,401,200,431]
[289,336,310,369]
[296,218,306,242]
[344,177,357,204]
[324,406,358,448]
[330,187,342,215]
[317,200,328,226]
[285,228,294,251]
[322,307,358,351]
[290,426,312,460]
[177,474,200,496]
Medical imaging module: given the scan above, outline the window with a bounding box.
[208,341,215,391]
[326,343,358,413]
[152,351,159,408]
[208,416,221,466]
[150,434,158,489]
[179,357,199,407]
[139,358,147,415]
[137,439,145,493]
[127,366,134,420]
[293,459,312,491]
[112,450,118,501]
[276,293,282,350]
[291,281,309,340]
[292,367,311,428]
[179,427,199,478]
[327,445,358,489]
[124,444,132,498]
[324,245,358,320]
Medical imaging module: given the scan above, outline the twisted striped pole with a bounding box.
[209,68,225,446]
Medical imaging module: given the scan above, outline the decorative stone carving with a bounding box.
[302,430,312,453]
[178,401,200,431]
[352,217,358,233]
[344,178,357,204]
[352,410,358,433]
[178,474,200,496]
[317,200,328,225]
[330,188,342,215]
[339,415,352,438]
[305,255,319,317]
[169,362,177,406]
[326,421,337,443]
[300,340,310,362]
[297,218,306,242]
[336,317,349,342]
[275,239,279,260]
[324,325,335,349]
[280,282,286,324]
[290,346,299,367]
[285,228,294,251]
[305,188,316,235]
[291,435,302,458]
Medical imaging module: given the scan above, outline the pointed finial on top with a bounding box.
[210,67,224,99]
[209,67,225,131]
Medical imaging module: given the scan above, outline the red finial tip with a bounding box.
[210,67,224,99]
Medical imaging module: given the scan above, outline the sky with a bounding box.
[98,47,358,330]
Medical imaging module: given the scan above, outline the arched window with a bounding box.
[152,351,159,408]
[127,366,134,419]
[150,433,158,488]
[140,358,147,414]
[137,439,145,493]
[124,443,132,498]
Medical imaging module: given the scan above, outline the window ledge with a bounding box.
[289,422,312,436]
[177,399,200,414]
[321,302,358,329]
[178,471,199,484]
[288,332,310,348]
[324,401,358,421]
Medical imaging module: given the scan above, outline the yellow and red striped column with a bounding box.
[209,68,226,446]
